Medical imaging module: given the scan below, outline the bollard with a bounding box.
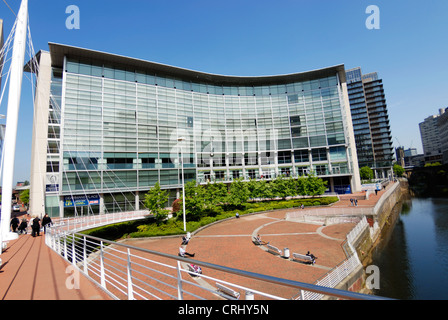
[245,291,254,300]
[283,247,290,259]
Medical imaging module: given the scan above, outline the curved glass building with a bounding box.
[28,43,361,217]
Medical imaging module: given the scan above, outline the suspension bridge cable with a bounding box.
[2,0,16,17]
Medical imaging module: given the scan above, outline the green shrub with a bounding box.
[83,196,339,240]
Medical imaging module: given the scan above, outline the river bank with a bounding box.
[369,196,448,299]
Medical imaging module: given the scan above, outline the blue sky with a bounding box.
[1,0,448,184]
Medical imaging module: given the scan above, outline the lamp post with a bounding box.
[178,137,187,232]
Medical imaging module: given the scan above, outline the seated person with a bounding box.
[179,246,195,258]
[190,264,202,275]
[254,234,269,245]
[306,251,317,264]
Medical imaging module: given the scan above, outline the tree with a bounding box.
[258,179,274,200]
[247,179,260,199]
[393,163,405,177]
[305,174,327,196]
[19,189,30,207]
[272,176,296,199]
[204,181,227,208]
[182,180,207,221]
[360,166,374,180]
[144,182,170,224]
[226,178,250,208]
[295,177,308,196]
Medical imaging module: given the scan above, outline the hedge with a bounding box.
[82,196,338,240]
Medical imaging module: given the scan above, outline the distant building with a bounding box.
[437,107,448,164]
[396,147,422,168]
[395,146,405,167]
[346,67,394,179]
[419,108,445,164]
[404,148,418,157]
[407,154,425,168]
[402,148,421,167]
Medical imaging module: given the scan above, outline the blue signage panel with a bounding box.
[64,194,100,207]
[334,185,352,194]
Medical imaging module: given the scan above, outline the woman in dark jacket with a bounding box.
[18,218,28,234]
[31,216,41,237]
[42,214,53,234]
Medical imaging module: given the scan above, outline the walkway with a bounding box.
[0,181,397,300]
[0,231,111,300]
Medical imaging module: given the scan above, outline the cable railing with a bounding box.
[45,212,388,300]
[51,210,150,232]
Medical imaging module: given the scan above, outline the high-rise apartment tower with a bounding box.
[346,67,394,179]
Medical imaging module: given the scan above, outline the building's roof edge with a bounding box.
[48,42,347,85]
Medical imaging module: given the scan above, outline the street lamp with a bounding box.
[178,137,187,232]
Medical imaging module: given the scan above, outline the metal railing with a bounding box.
[52,210,150,232]
[287,206,375,218]
[298,254,361,300]
[346,216,369,245]
[45,212,388,300]
[293,216,369,300]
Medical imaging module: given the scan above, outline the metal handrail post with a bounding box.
[63,232,67,259]
[83,236,88,275]
[176,261,184,300]
[126,248,134,300]
[100,241,106,288]
[72,233,76,265]
[55,230,59,254]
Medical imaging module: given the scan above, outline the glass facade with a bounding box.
[346,67,393,178]
[36,46,359,217]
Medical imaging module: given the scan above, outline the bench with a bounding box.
[216,283,240,300]
[266,244,282,256]
[292,253,315,264]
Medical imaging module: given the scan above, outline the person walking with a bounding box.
[42,214,53,234]
[31,216,41,237]
[10,216,20,232]
[18,218,28,234]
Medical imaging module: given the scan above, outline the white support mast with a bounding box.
[0,0,29,249]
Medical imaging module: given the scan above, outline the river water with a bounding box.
[371,196,448,300]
